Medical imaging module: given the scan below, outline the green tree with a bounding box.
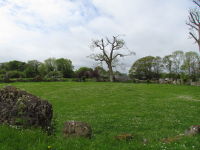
[171,51,184,77]
[182,51,200,81]
[44,58,57,72]
[129,56,158,80]
[152,56,163,79]
[38,63,48,77]
[163,55,173,77]
[55,58,74,78]
[25,60,41,78]
[75,67,93,81]
[6,60,26,71]
[45,71,63,80]
[93,66,108,81]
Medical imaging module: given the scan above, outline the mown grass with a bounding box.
[0,82,199,150]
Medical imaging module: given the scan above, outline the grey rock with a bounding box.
[63,121,92,138]
[0,86,53,130]
[185,125,200,136]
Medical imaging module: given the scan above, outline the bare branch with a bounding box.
[186,22,199,30]
[193,0,200,7]
[189,32,199,43]
[187,3,200,52]
[112,53,125,60]
[189,11,199,26]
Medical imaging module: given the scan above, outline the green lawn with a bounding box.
[0,82,199,150]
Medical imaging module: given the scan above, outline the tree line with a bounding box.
[0,58,74,80]
[0,50,199,83]
[0,58,113,82]
[129,51,200,82]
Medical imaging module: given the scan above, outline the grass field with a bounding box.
[0,82,199,150]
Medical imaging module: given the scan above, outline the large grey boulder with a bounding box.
[0,86,53,130]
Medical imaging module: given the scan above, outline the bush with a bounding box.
[32,75,44,82]
[3,74,11,83]
[180,73,190,84]
[45,71,63,80]
[7,71,25,78]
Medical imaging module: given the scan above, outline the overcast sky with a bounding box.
[0,0,198,72]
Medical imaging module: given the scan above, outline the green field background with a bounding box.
[0,82,199,150]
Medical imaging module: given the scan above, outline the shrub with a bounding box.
[32,75,44,82]
[45,71,63,80]
[7,71,25,78]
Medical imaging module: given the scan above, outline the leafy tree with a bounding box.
[75,67,93,81]
[7,71,25,78]
[55,58,74,78]
[171,51,184,77]
[6,60,26,71]
[0,63,7,71]
[38,63,48,77]
[44,58,57,72]
[89,35,134,82]
[45,71,63,80]
[163,55,173,77]
[129,56,158,80]
[152,56,163,79]
[25,60,41,78]
[182,51,200,81]
[93,66,108,81]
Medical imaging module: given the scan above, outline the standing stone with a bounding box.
[0,86,53,130]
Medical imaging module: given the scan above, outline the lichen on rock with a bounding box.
[0,86,53,131]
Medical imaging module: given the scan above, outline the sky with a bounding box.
[0,0,198,72]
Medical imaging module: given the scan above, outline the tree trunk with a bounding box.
[198,27,200,52]
[108,64,114,82]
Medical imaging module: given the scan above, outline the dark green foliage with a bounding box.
[25,60,41,78]
[45,71,63,80]
[93,66,109,81]
[129,56,161,80]
[181,51,199,81]
[7,71,25,78]
[75,67,93,81]
[2,73,11,83]
[0,58,74,82]
[5,60,26,72]
[44,58,57,72]
[32,75,44,82]
[55,58,74,78]
[129,51,200,82]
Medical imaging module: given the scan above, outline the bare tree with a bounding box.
[193,0,200,7]
[89,35,134,82]
[187,0,200,52]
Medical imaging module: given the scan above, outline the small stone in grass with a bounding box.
[63,121,92,139]
[185,125,200,136]
[161,135,183,143]
[115,134,134,141]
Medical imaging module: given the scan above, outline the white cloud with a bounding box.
[0,0,198,72]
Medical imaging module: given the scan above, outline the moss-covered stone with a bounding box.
[0,86,53,130]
